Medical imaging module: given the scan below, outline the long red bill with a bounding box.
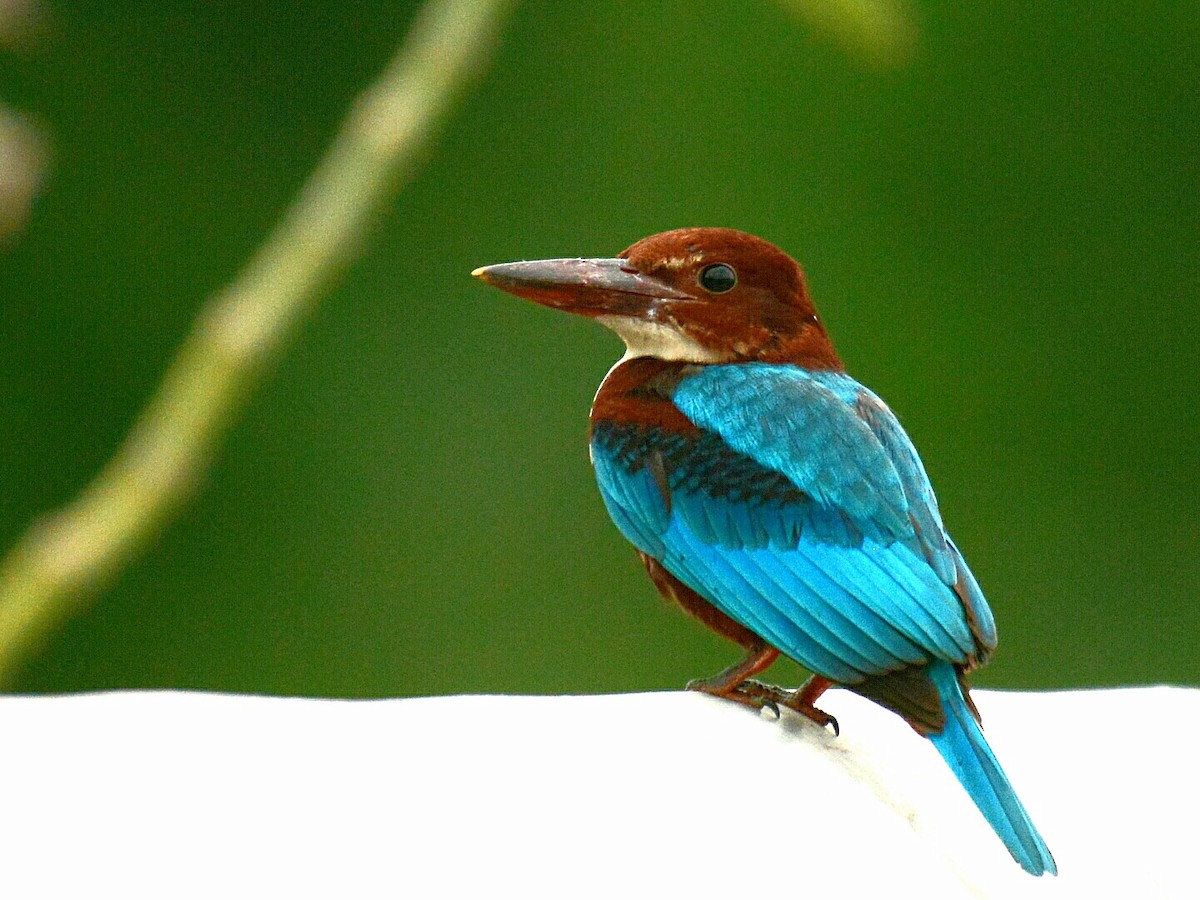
[472,257,690,316]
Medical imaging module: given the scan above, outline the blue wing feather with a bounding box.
[673,365,912,543]
[590,444,666,558]
[743,548,915,671]
[664,523,866,682]
[790,561,927,665]
[591,363,996,680]
[948,537,998,651]
[726,551,885,674]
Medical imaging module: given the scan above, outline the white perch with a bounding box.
[0,686,1192,898]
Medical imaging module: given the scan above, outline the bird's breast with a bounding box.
[589,357,699,437]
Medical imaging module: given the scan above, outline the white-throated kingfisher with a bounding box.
[472,228,1056,876]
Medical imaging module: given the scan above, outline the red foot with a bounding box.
[688,667,840,735]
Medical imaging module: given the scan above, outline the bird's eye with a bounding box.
[698,263,737,294]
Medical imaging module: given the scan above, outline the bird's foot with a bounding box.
[686,642,783,715]
[685,647,838,733]
[687,676,786,718]
[777,694,839,737]
[774,674,839,735]
[686,677,839,735]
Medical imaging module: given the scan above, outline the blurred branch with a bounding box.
[0,104,47,244]
[0,0,48,243]
[0,0,45,52]
[773,0,918,70]
[0,0,516,686]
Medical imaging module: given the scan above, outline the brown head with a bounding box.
[473,227,842,369]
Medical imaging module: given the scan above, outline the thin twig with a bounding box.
[0,0,516,686]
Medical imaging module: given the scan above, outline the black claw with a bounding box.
[761,699,781,720]
[827,715,840,737]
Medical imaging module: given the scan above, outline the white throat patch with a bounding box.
[595,315,730,363]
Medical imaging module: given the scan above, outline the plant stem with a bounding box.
[0,0,517,686]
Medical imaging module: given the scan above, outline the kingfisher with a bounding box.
[472,228,1056,876]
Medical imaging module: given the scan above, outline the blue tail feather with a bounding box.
[926,661,1057,876]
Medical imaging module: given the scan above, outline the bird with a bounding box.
[472,228,1056,876]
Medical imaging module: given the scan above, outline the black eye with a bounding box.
[699,263,737,293]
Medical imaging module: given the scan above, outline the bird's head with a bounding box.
[473,228,842,368]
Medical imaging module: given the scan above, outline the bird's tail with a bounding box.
[926,660,1057,876]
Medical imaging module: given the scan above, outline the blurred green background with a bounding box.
[1,0,1196,696]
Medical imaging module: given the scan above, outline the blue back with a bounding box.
[590,363,997,684]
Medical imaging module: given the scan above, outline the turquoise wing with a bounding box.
[590,363,995,684]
